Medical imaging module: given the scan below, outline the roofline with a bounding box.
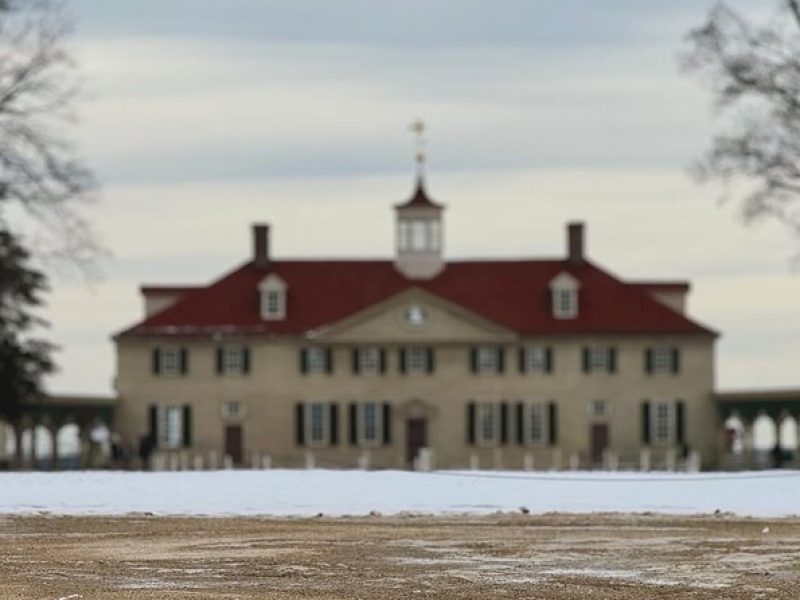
[629,281,691,292]
[141,285,202,295]
[715,388,800,401]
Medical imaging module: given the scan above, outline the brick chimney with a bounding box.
[253,223,270,269]
[567,222,585,265]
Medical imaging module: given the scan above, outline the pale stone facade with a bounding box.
[114,179,717,470]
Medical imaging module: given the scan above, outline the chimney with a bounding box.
[253,223,270,268]
[567,222,585,265]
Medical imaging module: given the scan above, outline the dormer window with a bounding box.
[259,274,287,321]
[549,272,580,320]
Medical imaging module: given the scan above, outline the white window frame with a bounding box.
[549,272,581,320]
[524,345,548,373]
[588,399,608,418]
[476,403,500,446]
[526,402,549,445]
[222,345,244,374]
[430,220,442,251]
[652,347,674,374]
[259,274,287,321]
[160,405,183,449]
[651,401,674,445]
[587,346,611,372]
[221,400,245,420]
[307,347,328,374]
[306,402,329,447]
[410,219,428,251]
[476,346,498,373]
[160,347,181,376]
[398,219,411,251]
[357,347,381,375]
[359,402,383,447]
[406,346,429,373]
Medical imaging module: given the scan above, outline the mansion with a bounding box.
[114,175,720,470]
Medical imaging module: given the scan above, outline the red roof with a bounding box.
[394,177,444,210]
[630,281,690,293]
[117,259,716,338]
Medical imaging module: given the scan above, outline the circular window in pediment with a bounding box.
[403,305,429,328]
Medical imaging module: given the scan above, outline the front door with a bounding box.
[406,418,427,468]
[225,425,243,466]
[590,423,609,465]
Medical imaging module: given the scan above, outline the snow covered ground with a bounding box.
[0,469,797,517]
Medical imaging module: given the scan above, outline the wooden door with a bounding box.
[590,423,609,465]
[225,425,243,466]
[406,419,427,467]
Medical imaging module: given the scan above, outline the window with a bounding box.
[222,401,243,419]
[522,345,551,373]
[161,406,183,448]
[648,347,679,374]
[155,347,184,376]
[307,403,329,446]
[398,219,411,251]
[549,272,580,319]
[259,274,287,320]
[589,400,607,417]
[477,403,499,445]
[161,348,180,375]
[360,402,382,446]
[554,288,577,318]
[411,220,428,251]
[355,347,382,375]
[527,403,548,444]
[406,346,430,373]
[306,347,329,374]
[584,346,615,373]
[430,220,441,251]
[218,345,249,375]
[652,401,673,443]
[475,346,501,373]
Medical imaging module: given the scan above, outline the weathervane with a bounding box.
[409,119,426,178]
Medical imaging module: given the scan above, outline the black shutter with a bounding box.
[299,348,308,374]
[497,347,505,373]
[548,402,558,445]
[470,348,478,373]
[382,403,392,445]
[467,402,476,445]
[182,404,192,447]
[675,400,685,444]
[180,348,189,375]
[518,348,526,373]
[216,347,224,375]
[348,403,358,446]
[148,404,158,447]
[242,347,251,374]
[325,348,334,374]
[672,347,681,374]
[515,402,525,445]
[352,348,360,374]
[379,348,386,374]
[608,347,617,373]
[399,348,407,373]
[545,347,554,373]
[329,403,339,446]
[500,402,509,445]
[427,348,435,374]
[645,348,653,374]
[642,402,651,444]
[582,347,590,373]
[152,348,161,375]
[295,403,305,446]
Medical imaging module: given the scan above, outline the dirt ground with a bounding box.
[1,513,799,599]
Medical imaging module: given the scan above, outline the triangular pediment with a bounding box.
[310,288,517,343]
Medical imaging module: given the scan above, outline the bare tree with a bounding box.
[0,0,99,270]
[683,1,800,242]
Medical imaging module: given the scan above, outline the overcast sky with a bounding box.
[44,0,797,395]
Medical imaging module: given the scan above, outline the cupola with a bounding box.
[394,120,445,280]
